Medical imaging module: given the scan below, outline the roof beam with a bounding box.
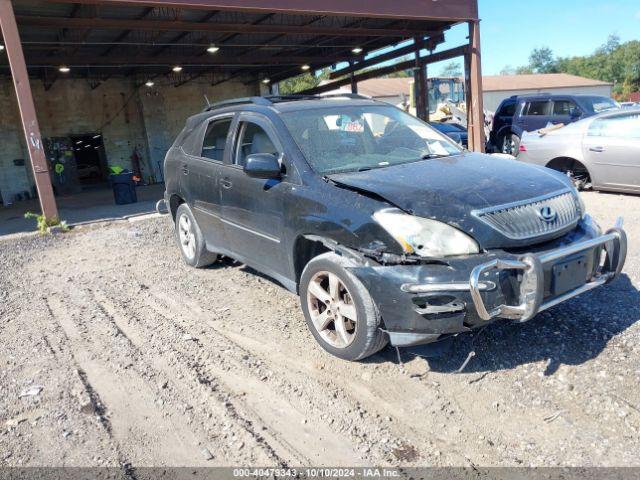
[100,6,155,56]
[21,54,341,67]
[36,0,479,21]
[301,44,469,94]
[17,15,429,37]
[328,33,445,79]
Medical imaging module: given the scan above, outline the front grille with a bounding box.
[473,190,580,240]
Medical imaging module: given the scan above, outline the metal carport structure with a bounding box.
[0,0,483,221]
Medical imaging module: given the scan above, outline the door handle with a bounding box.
[220,178,233,189]
[589,146,605,153]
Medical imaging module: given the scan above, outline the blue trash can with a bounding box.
[110,171,138,205]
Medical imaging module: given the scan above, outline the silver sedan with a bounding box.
[517,109,640,193]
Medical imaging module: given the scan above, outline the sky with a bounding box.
[429,0,640,76]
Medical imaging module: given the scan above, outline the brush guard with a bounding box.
[470,218,627,323]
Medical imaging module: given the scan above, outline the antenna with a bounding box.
[204,94,211,107]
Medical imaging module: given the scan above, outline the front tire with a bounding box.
[175,203,218,268]
[299,252,388,361]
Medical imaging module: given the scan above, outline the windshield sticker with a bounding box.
[341,120,365,133]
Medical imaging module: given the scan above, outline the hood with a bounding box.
[328,152,574,249]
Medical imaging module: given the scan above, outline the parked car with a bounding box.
[518,109,640,193]
[164,95,626,361]
[429,122,468,148]
[490,94,619,155]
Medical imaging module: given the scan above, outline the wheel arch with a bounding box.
[546,157,593,187]
[169,194,185,221]
[291,233,371,293]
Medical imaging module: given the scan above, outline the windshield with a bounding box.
[584,96,619,113]
[281,105,462,175]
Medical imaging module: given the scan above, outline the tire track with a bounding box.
[89,287,291,466]
[45,293,218,467]
[92,284,361,466]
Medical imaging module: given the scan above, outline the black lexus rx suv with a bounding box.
[164,95,626,361]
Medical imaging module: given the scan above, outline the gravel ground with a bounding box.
[0,191,638,468]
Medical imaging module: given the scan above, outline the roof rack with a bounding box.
[202,93,371,112]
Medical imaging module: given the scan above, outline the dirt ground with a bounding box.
[1,191,639,468]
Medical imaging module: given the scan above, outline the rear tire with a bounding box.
[548,159,592,191]
[299,252,388,361]
[175,203,218,268]
[500,132,520,156]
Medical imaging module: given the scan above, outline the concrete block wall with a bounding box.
[138,76,259,182]
[0,74,258,204]
[0,81,32,204]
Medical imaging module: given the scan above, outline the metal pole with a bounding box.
[424,61,429,121]
[0,0,58,219]
[413,37,427,121]
[468,20,485,153]
[349,61,358,94]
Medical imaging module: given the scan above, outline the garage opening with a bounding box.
[70,134,108,187]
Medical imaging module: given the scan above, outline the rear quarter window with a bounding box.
[523,101,551,116]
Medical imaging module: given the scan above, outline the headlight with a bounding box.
[373,209,479,257]
[570,186,586,218]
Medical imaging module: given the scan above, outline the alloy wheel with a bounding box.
[306,271,358,349]
[178,213,196,260]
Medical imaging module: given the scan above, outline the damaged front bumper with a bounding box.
[349,217,627,347]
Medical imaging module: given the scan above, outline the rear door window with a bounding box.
[588,114,640,139]
[523,101,551,116]
[200,117,233,161]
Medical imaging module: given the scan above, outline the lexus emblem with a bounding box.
[538,205,557,223]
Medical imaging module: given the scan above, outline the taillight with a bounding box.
[519,144,527,152]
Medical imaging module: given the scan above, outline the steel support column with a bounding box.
[413,37,428,121]
[467,20,485,152]
[0,0,58,219]
[349,61,358,94]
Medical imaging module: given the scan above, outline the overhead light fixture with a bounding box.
[76,140,83,145]
[59,65,70,73]
[0,45,5,52]
[93,134,101,139]
[206,44,220,54]
[301,64,311,71]
[172,65,183,73]
[351,47,363,54]
[262,78,271,84]
[145,80,155,87]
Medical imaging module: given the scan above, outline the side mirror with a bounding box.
[569,108,582,119]
[243,153,281,179]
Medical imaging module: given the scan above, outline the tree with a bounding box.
[554,37,640,99]
[499,65,516,76]
[278,69,330,94]
[528,47,558,74]
[439,61,462,77]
